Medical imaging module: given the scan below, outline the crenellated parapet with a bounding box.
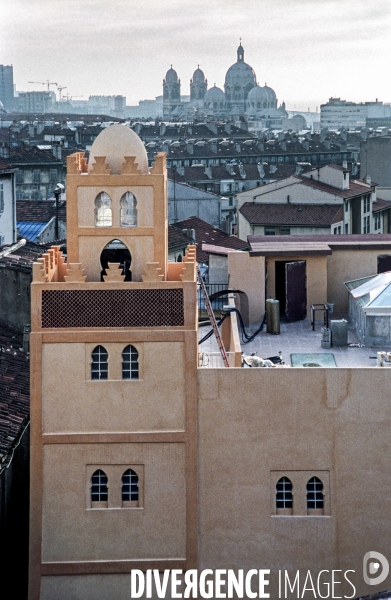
[66,151,88,174]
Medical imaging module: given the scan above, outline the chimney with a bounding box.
[23,324,30,354]
[186,142,194,155]
[204,166,213,179]
[257,163,265,178]
[160,123,166,136]
[182,228,196,243]
[342,160,348,169]
[365,175,371,185]
[52,141,62,160]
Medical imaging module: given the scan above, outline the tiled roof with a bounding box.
[0,324,29,465]
[8,146,62,165]
[373,197,391,212]
[239,202,342,227]
[296,175,369,199]
[0,240,48,272]
[0,158,16,172]
[168,224,193,249]
[170,216,249,262]
[16,200,67,223]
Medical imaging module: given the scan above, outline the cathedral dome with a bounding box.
[246,85,277,110]
[224,61,257,89]
[88,124,149,175]
[192,67,205,83]
[204,85,225,102]
[165,67,179,84]
[224,43,256,91]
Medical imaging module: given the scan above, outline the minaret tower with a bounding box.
[29,124,198,599]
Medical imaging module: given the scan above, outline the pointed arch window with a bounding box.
[120,192,137,227]
[122,345,139,380]
[95,192,112,227]
[91,345,108,380]
[276,476,293,510]
[91,469,108,502]
[307,477,324,510]
[122,469,139,503]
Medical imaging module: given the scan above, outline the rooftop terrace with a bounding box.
[198,312,391,368]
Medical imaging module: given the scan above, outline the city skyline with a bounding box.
[1,0,391,112]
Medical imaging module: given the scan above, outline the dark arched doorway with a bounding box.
[100,239,132,281]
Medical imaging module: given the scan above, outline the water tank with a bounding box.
[266,299,280,334]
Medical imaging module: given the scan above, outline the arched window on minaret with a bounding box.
[94,192,112,227]
[120,192,137,227]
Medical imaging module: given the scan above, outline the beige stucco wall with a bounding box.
[266,254,328,317]
[198,367,391,599]
[327,249,384,312]
[228,252,265,324]
[41,442,186,562]
[42,342,186,433]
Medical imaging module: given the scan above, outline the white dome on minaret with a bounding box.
[88,124,149,175]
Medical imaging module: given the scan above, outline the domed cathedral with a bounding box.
[161,42,285,121]
[163,66,182,118]
[224,42,257,114]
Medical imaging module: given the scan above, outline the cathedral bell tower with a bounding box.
[29,124,198,599]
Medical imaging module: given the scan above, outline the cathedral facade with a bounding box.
[162,43,287,122]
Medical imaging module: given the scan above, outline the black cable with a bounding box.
[198,308,267,345]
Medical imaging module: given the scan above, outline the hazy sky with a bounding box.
[1,0,390,111]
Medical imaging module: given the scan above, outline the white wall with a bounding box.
[0,173,16,245]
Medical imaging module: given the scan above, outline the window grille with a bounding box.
[94,192,112,227]
[91,469,108,502]
[122,469,139,502]
[120,192,137,227]
[16,170,23,184]
[91,345,108,380]
[122,345,139,379]
[276,477,293,509]
[0,182,3,212]
[33,169,41,183]
[306,476,323,509]
[49,169,58,183]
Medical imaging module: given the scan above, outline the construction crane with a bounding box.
[55,84,67,102]
[28,80,57,91]
[28,81,68,102]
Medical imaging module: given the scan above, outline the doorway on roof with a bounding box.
[377,254,391,274]
[100,239,132,282]
[275,260,307,321]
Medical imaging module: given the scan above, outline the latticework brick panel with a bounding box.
[41,289,184,328]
